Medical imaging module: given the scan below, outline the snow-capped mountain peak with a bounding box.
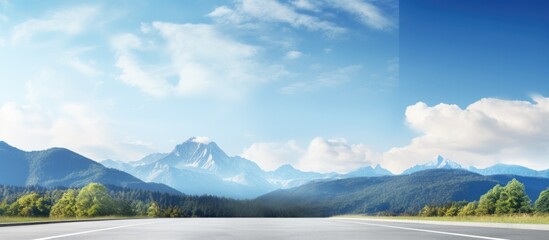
[344,164,393,177]
[190,136,212,145]
[164,138,228,172]
[402,155,463,174]
[426,155,462,169]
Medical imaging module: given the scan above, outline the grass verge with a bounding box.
[0,216,142,224]
[336,214,549,224]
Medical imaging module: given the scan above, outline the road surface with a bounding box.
[0,218,547,240]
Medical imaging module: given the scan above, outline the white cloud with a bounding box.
[208,0,345,36]
[298,137,377,173]
[327,0,393,30]
[280,64,361,94]
[241,137,377,173]
[112,33,173,98]
[113,22,284,99]
[207,6,244,25]
[209,0,396,33]
[241,140,305,171]
[63,47,102,77]
[0,101,155,162]
[285,50,303,60]
[383,96,549,173]
[11,5,99,43]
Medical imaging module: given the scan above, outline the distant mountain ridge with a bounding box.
[103,139,549,199]
[402,155,463,175]
[258,169,549,216]
[401,155,549,178]
[0,141,180,195]
[468,164,549,178]
[344,164,394,178]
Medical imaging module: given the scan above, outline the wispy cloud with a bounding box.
[280,65,361,94]
[327,0,394,30]
[290,0,321,12]
[64,47,102,77]
[112,22,286,99]
[112,33,173,98]
[209,0,396,33]
[285,50,303,60]
[11,5,99,43]
[208,0,346,36]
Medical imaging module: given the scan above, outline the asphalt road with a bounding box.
[0,218,547,240]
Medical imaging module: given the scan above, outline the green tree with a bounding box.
[419,205,436,217]
[0,200,8,215]
[147,202,162,217]
[116,200,135,216]
[495,191,511,214]
[495,179,531,214]
[436,206,447,217]
[75,183,116,217]
[445,205,460,217]
[134,200,148,216]
[7,193,51,217]
[165,206,182,218]
[476,184,504,215]
[50,189,78,218]
[458,202,477,216]
[534,188,549,213]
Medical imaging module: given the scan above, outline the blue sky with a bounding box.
[0,0,548,174]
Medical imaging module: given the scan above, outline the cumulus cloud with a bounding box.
[383,96,549,173]
[112,22,283,98]
[241,137,377,173]
[241,140,305,171]
[298,137,377,173]
[0,101,158,162]
[11,5,99,43]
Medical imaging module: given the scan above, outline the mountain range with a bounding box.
[258,169,549,216]
[102,137,352,198]
[2,137,549,200]
[102,139,549,199]
[0,141,180,195]
[402,155,549,178]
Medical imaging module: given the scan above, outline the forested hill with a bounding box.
[0,142,179,194]
[257,169,549,216]
[0,184,313,217]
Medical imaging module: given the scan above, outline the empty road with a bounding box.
[0,218,547,240]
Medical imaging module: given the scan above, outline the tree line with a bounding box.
[419,179,549,217]
[0,183,307,218]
